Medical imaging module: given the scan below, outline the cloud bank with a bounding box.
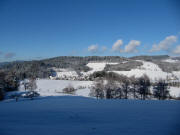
[150,35,177,52]
[87,34,179,56]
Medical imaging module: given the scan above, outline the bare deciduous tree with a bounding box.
[153,79,169,100]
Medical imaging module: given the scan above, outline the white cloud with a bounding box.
[112,39,140,53]
[101,46,107,52]
[150,35,177,52]
[112,39,123,52]
[172,45,180,55]
[88,44,98,53]
[123,40,141,53]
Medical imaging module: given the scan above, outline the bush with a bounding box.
[62,84,76,94]
[22,91,40,98]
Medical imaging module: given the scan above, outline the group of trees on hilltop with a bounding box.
[90,72,170,100]
[0,69,38,101]
[0,56,129,81]
[0,61,52,80]
[1,56,179,82]
[0,60,50,100]
[0,71,19,100]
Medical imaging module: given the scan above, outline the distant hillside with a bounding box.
[130,55,170,61]
[0,55,180,80]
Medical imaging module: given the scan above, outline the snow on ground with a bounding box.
[163,59,179,63]
[170,87,180,97]
[50,62,118,79]
[82,62,118,75]
[56,71,78,78]
[18,79,180,98]
[113,61,169,81]
[172,71,180,80]
[76,88,91,97]
[52,68,78,79]
[0,96,180,135]
[19,79,93,97]
[51,61,180,82]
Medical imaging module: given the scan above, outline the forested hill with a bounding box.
[0,55,180,80]
[0,56,128,79]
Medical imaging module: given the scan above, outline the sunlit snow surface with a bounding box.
[82,62,118,76]
[19,79,93,97]
[51,61,180,82]
[18,79,180,98]
[0,97,180,135]
[163,59,179,63]
[112,61,169,81]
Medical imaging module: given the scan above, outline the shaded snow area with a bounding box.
[0,97,180,135]
[113,61,169,81]
[19,79,93,97]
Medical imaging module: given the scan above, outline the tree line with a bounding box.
[90,71,171,100]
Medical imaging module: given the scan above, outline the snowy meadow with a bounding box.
[1,96,180,135]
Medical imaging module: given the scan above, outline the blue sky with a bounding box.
[0,0,180,62]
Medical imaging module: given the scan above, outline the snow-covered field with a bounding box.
[51,62,118,79]
[1,60,180,135]
[84,61,178,81]
[8,60,180,99]
[84,61,180,82]
[0,96,179,135]
[112,61,174,81]
[50,61,180,82]
[169,87,180,98]
[19,79,93,97]
[163,59,179,63]
[81,62,118,76]
[56,70,78,78]
[18,79,180,98]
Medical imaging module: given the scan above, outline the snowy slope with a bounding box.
[163,59,179,63]
[82,62,118,76]
[112,61,169,81]
[51,61,180,82]
[0,96,179,135]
